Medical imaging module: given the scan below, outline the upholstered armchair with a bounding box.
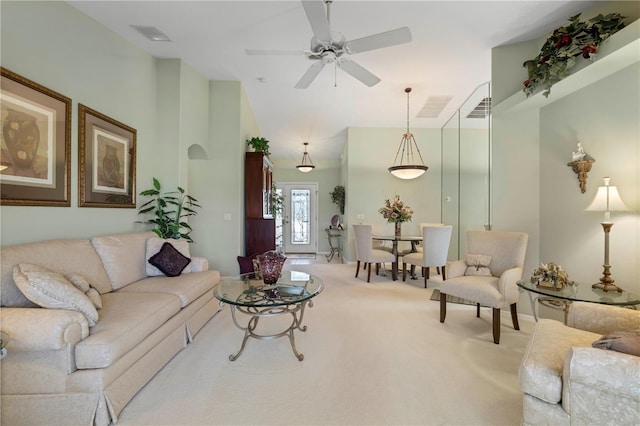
[353,224,396,282]
[519,302,640,425]
[439,230,528,344]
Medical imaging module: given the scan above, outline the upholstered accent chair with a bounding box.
[439,230,528,344]
[353,224,397,282]
[520,302,640,425]
[402,225,452,287]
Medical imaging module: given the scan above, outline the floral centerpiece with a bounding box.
[530,262,574,290]
[522,13,625,98]
[378,195,413,236]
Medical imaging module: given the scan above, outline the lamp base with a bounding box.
[592,264,623,292]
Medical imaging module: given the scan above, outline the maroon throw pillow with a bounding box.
[149,242,191,277]
[237,255,256,274]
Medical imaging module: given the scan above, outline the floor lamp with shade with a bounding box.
[584,177,629,292]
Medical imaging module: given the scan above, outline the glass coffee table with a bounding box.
[215,270,323,361]
[517,280,640,323]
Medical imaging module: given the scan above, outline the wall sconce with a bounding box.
[567,142,595,193]
[584,177,629,292]
[296,142,315,173]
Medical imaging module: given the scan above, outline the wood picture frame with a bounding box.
[78,104,136,208]
[0,67,71,206]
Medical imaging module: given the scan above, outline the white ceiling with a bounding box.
[68,0,601,161]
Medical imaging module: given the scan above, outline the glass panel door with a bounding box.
[282,183,317,253]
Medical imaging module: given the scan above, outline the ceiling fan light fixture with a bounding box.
[297,142,315,173]
[389,88,428,180]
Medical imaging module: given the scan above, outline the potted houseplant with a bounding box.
[330,185,345,215]
[137,177,202,243]
[246,136,271,156]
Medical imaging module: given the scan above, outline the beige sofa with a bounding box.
[519,302,640,425]
[0,231,221,426]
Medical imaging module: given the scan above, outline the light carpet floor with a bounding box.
[117,263,533,426]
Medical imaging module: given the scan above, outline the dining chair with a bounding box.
[439,230,528,344]
[416,222,444,274]
[402,225,452,287]
[353,224,397,282]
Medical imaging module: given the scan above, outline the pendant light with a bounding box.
[296,142,315,172]
[388,87,428,179]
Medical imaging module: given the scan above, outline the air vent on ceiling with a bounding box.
[130,25,171,42]
[466,97,491,119]
[417,96,453,118]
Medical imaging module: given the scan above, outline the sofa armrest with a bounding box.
[446,260,466,279]
[0,307,89,352]
[498,267,524,305]
[567,301,640,334]
[190,256,209,272]
[563,346,640,422]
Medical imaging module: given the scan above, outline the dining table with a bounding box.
[371,234,422,280]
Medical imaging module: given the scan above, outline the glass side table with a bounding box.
[517,280,640,324]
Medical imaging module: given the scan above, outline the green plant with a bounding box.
[522,13,625,98]
[138,177,202,242]
[271,184,286,220]
[246,136,271,156]
[330,185,345,214]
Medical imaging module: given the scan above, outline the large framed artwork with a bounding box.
[0,67,71,206]
[78,104,136,208]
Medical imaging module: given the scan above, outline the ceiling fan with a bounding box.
[245,0,412,89]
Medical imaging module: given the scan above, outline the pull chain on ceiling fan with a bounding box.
[246,0,412,88]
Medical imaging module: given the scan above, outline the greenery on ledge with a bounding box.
[522,13,625,98]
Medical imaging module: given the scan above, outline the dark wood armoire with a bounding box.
[244,152,275,256]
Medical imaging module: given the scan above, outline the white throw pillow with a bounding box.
[13,264,99,326]
[145,238,192,276]
[464,254,492,277]
[67,274,103,309]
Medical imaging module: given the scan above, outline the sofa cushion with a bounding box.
[67,274,103,309]
[75,292,181,369]
[13,264,99,327]
[117,270,220,308]
[148,242,191,277]
[146,238,192,276]
[91,232,156,290]
[1,239,112,307]
[519,319,600,404]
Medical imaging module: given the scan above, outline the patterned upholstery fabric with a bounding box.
[520,302,640,425]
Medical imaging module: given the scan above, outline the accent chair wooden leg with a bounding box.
[493,308,501,344]
[510,303,520,330]
[367,263,372,282]
[375,263,380,275]
[441,265,446,281]
[476,303,481,318]
[402,263,407,281]
[440,292,447,322]
[355,261,361,278]
[424,267,430,288]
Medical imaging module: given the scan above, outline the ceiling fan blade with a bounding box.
[338,58,381,87]
[345,27,412,54]
[245,49,308,56]
[295,61,326,89]
[302,1,331,41]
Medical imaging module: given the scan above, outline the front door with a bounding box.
[281,183,318,254]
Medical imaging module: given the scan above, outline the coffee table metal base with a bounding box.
[225,300,313,361]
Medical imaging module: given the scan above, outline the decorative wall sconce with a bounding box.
[567,142,594,193]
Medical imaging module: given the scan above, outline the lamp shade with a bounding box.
[585,177,628,221]
[389,164,428,179]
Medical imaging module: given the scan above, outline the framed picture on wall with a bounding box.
[0,67,71,206]
[78,104,136,208]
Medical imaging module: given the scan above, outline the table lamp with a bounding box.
[584,177,629,292]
